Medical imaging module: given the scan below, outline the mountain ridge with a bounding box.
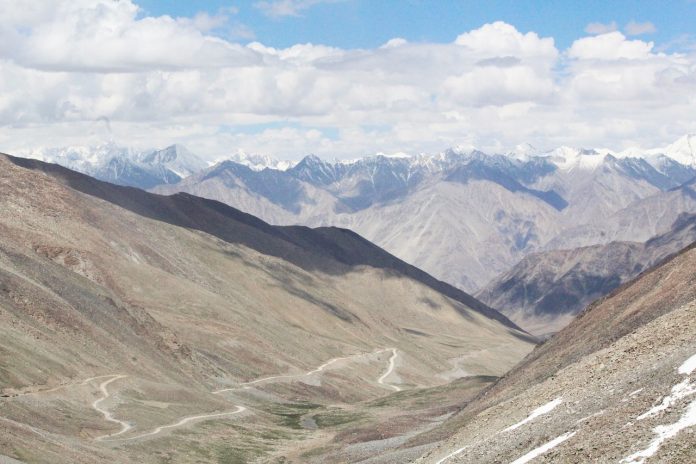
[153,141,696,294]
[5,153,523,332]
[477,212,696,336]
[18,137,696,302]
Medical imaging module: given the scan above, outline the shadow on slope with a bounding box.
[4,154,527,334]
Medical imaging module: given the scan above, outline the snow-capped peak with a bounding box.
[139,144,209,178]
[24,142,134,171]
[507,142,538,161]
[544,146,607,171]
[225,150,295,171]
[662,134,696,167]
[449,144,479,156]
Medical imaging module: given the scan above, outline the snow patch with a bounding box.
[575,410,605,424]
[661,134,696,167]
[509,431,576,464]
[622,352,696,462]
[503,397,563,432]
[622,399,696,464]
[434,445,468,464]
[225,151,295,171]
[544,146,606,172]
[678,353,696,376]
[634,354,696,420]
[637,379,696,420]
[433,396,563,463]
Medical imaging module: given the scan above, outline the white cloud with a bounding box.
[455,21,558,61]
[624,20,657,36]
[381,38,408,49]
[254,0,341,18]
[568,32,654,60]
[585,21,618,35]
[0,0,258,72]
[0,2,695,160]
[442,66,554,107]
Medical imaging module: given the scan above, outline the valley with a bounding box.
[0,154,533,463]
[3,5,696,462]
[4,141,696,463]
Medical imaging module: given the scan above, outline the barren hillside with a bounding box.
[0,154,534,463]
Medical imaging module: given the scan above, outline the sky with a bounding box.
[1,0,695,160]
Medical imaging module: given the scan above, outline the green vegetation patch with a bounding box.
[314,409,367,428]
[215,445,265,464]
[259,401,322,429]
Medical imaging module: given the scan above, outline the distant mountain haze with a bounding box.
[477,213,696,336]
[150,136,696,293]
[25,136,696,335]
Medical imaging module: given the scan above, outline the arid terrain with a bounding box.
[0,154,534,463]
[418,242,696,463]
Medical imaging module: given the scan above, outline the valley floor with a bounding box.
[1,346,498,463]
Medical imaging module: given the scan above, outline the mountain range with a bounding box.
[24,135,696,334]
[477,213,696,336]
[25,143,208,190]
[153,136,696,293]
[2,148,695,463]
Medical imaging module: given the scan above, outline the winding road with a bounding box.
[213,354,357,393]
[84,347,403,442]
[377,348,401,392]
[2,374,124,399]
[102,406,247,442]
[213,347,401,394]
[92,375,132,441]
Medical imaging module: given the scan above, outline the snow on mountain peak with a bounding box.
[450,144,479,156]
[225,150,295,171]
[139,144,209,178]
[507,142,538,161]
[662,133,696,166]
[545,146,607,171]
[16,133,696,186]
[375,151,411,159]
[24,142,134,171]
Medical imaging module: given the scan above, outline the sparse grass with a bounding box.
[314,409,366,428]
[257,427,296,440]
[366,375,496,409]
[183,440,213,460]
[300,445,336,459]
[215,445,263,464]
[259,402,322,429]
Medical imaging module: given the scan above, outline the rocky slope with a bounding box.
[478,213,696,336]
[0,154,534,463]
[416,240,696,463]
